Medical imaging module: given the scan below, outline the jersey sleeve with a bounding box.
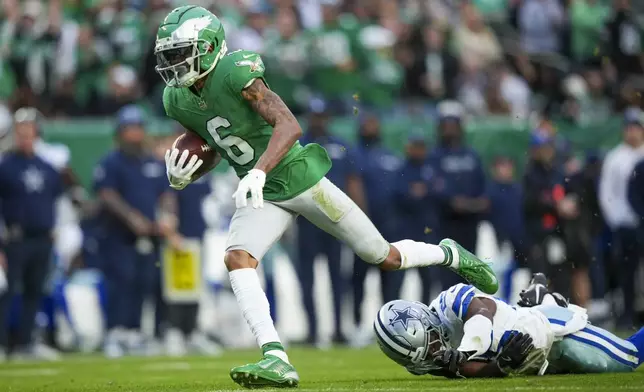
[225,51,267,94]
[441,283,478,320]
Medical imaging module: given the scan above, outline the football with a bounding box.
[172,131,219,178]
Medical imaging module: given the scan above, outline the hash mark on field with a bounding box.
[0,368,60,377]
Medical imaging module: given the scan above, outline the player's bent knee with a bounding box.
[224,249,258,271]
[379,247,402,271]
[353,237,390,266]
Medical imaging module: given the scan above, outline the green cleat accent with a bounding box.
[439,238,499,294]
[230,355,300,389]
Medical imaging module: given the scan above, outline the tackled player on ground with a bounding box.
[374,274,644,379]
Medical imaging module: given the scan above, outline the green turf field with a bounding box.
[1,347,643,392]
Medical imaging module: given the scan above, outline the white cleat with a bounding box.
[104,340,125,359]
[349,325,374,349]
[32,343,61,361]
[165,328,187,357]
[188,332,223,356]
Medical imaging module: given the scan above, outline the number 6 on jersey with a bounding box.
[207,116,255,165]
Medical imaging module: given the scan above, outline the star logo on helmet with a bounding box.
[389,307,418,329]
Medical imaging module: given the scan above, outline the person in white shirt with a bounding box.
[598,108,644,328]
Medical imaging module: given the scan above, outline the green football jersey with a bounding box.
[163,49,331,201]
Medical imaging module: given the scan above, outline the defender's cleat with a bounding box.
[439,238,499,294]
[530,272,548,287]
[230,355,300,389]
[518,273,569,308]
[518,282,548,308]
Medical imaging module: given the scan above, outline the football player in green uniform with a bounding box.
[156,5,499,389]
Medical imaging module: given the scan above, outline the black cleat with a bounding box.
[530,272,548,287]
[550,292,569,308]
[517,273,549,308]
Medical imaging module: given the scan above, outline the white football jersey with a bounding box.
[429,283,555,374]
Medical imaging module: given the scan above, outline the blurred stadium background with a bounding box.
[0,0,644,364]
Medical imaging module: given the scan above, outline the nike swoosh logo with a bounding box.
[242,54,255,59]
[482,267,498,285]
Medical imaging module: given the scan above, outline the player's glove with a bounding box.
[232,168,266,209]
[164,148,204,190]
[496,332,534,372]
[432,349,467,376]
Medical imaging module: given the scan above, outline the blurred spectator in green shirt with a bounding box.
[358,24,402,111]
[570,0,609,62]
[93,1,147,70]
[263,7,311,116]
[309,0,363,115]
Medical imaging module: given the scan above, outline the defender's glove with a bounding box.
[496,332,534,372]
[165,148,203,190]
[232,169,266,209]
[432,349,468,376]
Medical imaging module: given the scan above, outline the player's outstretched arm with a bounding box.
[241,79,302,174]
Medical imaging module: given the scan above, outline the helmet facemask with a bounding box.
[412,307,450,363]
[155,37,227,88]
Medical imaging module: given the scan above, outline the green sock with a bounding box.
[439,244,453,267]
[261,342,290,363]
[262,342,286,356]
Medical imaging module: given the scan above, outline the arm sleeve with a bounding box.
[225,52,267,94]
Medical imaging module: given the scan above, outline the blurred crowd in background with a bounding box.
[0,0,644,361]
[0,0,643,120]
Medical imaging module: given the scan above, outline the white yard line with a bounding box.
[0,368,60,377]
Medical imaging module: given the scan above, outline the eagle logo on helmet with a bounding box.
[172,15,212,40]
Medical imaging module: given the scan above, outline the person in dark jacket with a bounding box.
[561,153,604,307]
[93,105,177,357]
[395,132,440,305]
[487,156,527,266]
[522,132,569,292]
[352,113,404,327]
[0,111,63,359]
[428,101,489,289]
